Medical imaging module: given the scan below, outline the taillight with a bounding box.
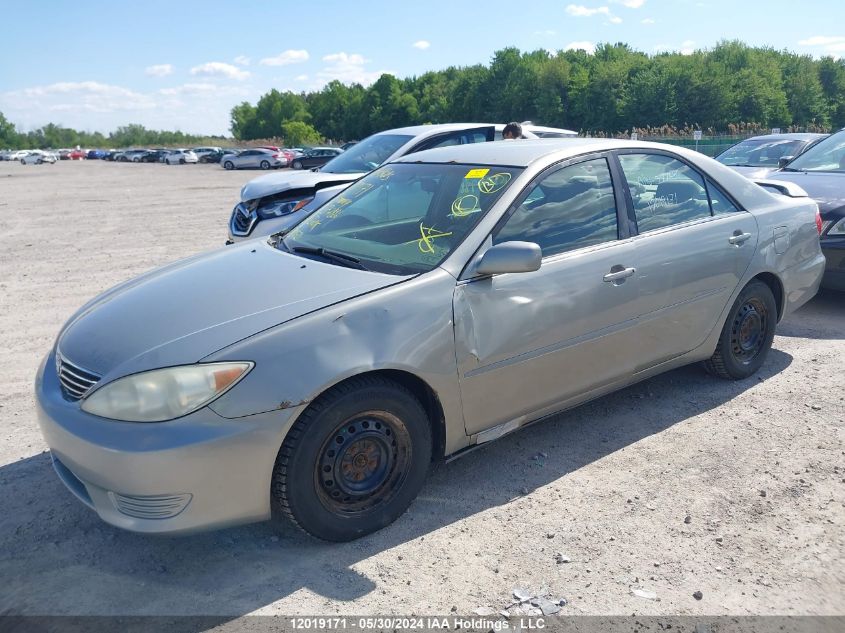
[815,210,823,235]
[272,154,280,158]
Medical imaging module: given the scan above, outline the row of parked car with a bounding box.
[0,144,359,169]
[37,118,836,543]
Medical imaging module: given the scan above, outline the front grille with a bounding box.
[110,492,192,519]
[57,353,101,401]
[230,203,257,236]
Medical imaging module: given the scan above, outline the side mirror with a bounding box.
[778,156,794,169]
[475,241,542,276]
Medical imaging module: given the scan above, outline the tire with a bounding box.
[133,157,140,162]
[704,280,777,380]
[223,161,234,170]
[179,158,186,165]
[292,160,302,169]
[37,159,43,165]
[271,376,432,541]
[260,160,270,170]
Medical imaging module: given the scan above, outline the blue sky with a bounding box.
[1,0,843,136]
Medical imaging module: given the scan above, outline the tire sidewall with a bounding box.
[292,161,302,169]
[278,383,432,541]
[719,281,777,379]
[224,161,234,170]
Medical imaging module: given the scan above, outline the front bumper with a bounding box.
[820,237,845,291]
[35,351,298,534]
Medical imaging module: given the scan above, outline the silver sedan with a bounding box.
[36,139,825,541]
[221,148,285,170]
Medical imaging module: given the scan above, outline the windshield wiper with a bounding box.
[291,246,368,270]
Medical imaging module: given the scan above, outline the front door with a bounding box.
[453,155,643,435]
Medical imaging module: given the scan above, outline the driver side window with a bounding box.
[493,158,619,257]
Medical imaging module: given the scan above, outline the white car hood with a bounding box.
[240,170,363,202]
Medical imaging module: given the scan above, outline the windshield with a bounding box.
[282,163,524,275]
[321,133,413,174]
[716,138,809,167]
[786,131,845,172]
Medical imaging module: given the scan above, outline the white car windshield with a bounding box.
[321,134,413,174]
[281,163,523,275]
[786,131,845,172]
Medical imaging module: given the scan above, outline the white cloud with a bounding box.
[797,35,845,57]
[681,39,695,54]
[566,4,610,17]
[315,52,393,87]
[258,49,309,66]
[144,64,173,77]
[158,83,218,96]
[0,79,258,136]
[641,17,655,24]
[295,74,309,81]
[233,55,251,66]
[564,41,596,54]
[412,40,430,50]
[535,29,557,36]
[798,35,845,46]
[615,0,645,7]
[190,61,250,80]
[609,15,622,23]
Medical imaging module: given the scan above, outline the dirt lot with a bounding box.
[0,160,843,618]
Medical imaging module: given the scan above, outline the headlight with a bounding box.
[81,362,253,422]
[825,217,845,236]
[256,197,314,220]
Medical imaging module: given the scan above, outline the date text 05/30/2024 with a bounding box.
[288,617,547,630]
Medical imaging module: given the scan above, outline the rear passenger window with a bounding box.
[494,158,618,257]
[618,153,711,232]
[706,183,741,214]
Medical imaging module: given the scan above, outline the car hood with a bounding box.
[57,241,402,381]
[768,171,845,216]
[240,170,363,203]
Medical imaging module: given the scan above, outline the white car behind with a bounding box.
[21,150,57,165]
[165,150,198,165]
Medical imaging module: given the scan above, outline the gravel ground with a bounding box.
[1,160,843,617]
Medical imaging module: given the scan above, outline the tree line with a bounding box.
[3,41,844,150]
[231,41,845,142]
[0,118,226,150]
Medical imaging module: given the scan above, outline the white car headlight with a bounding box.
[825,217,845,236]
[81,362,253,422]
[257,197,314,219]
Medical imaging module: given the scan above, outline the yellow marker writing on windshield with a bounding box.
[417,223,452,254]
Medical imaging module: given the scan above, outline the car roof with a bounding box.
[744,133,827,141]
[390,138,640,167]
[375,123,495,137]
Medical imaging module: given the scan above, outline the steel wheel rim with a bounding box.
[731,297,768,363]
[315,410,412,515]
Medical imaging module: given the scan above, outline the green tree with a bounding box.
[281,120,322,146]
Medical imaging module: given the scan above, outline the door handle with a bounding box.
[729,232,753,245]
[603,267,636,282]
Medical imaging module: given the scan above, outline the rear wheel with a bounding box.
[271,376,432,541]
[292,160,302,169]
[223,160,234,170]
[705,280,777,380]
[179,158,186,165]
[260,160,270,170]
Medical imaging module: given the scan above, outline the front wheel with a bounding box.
[271,376,432,541]
[292,160,302,169]
[223,161,234,170]
[705,280,777,380]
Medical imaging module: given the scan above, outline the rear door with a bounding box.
[613,150,758,369]
[454,154,643,435]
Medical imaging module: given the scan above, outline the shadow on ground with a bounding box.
[0,343,795,619]
[777,289,844,340]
